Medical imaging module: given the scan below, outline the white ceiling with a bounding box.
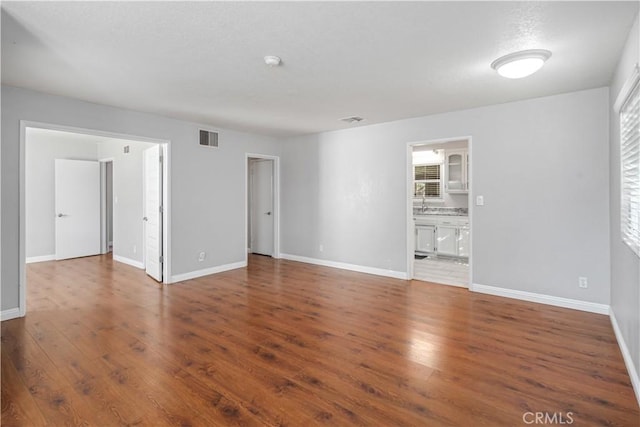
[2,2,638,137]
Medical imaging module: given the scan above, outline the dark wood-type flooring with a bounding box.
[2,254,639,426]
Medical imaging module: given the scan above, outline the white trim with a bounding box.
[113,255,144,269]
[280,253,408,280]
[470,283,610,315]
[1,308,22,321]
[406,136,473,288]
[171,260,247,283]
[245,153,281,262]
[610,309,640,406]
[614,63,640,113]
[162,143,171,283]
[26,254,56,264]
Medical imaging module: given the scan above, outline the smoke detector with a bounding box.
[264,55,282,66]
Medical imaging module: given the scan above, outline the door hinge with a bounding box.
[159,155,163,163]
[159,205,163,213]
[159,256,164,264]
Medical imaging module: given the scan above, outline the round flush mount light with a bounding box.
[491,49,551,79]
[264,55,282,66]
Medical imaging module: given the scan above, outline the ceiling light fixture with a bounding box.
[264,55,282,66]
[491,49,551,79]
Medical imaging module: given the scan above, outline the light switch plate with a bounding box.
[476,195,484,206]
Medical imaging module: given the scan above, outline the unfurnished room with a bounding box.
[1,1,639,426]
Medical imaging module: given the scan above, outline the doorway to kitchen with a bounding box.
[406,137,472,288]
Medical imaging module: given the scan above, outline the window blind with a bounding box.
[414,164,441,198]
[414,165,440,181]
[620,78,640,256]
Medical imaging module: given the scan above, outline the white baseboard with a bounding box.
[171,260,247,283]
[610,309,640,407]
[113,255,144,269]
[470,283,610,315]
[26,254,55,263]
[280,253,408,280]
[1,307,22,321]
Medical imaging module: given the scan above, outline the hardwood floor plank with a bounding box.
[1,348,48,427]
[2,254,638,426]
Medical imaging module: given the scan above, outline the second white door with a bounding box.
[250,159,274,256]
[144,145,163,282]
[54,159,101,260]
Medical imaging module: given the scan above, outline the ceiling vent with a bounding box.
[199,130,219,147]
[340,116,364,123]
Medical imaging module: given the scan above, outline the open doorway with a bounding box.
[100,159,114,254]
[246,154,280,259]
[21,122,171,314]
[406,137,472,288]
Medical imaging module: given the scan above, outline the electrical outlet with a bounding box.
[319,244,323,252]
[578,277,588,288]
[198,251,206,262]
[133,245,137,254]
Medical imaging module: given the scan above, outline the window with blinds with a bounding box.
[414,164,442,198]
[620,78,640,256]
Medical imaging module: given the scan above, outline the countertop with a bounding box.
[413,207,468,217]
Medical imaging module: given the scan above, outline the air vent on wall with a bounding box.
[199,130,219,147]
[340,116,364,123]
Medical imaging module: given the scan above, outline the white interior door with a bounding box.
[144,145,163,282]
[54,159,101,260]
[250,159,274,256]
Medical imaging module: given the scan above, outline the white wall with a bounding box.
[609,14,640,386]
[1,85,281,312]
[97,140,154,264]
[25,128,98,259]
[281,87,610,304]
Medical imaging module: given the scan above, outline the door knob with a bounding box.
[57,213,67,218]
[143,217,148,221]
[265,212,272,216]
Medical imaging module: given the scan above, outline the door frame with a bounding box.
[245,153,280,262]
[406,136,473,289]
[19,120,173,317]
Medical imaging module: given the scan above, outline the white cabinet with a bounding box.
[458,227,470,258]
[445,149,468,194]
[415,215,469,259]
[415,225,436,254]
[436,225,458,256]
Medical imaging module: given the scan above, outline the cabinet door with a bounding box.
[465,151,469,191]
[416,225,436,253]
[458,227,470,258]
[436,225,458,256]
[445,150,467,193]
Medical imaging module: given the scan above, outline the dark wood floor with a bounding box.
[2,255,638,426]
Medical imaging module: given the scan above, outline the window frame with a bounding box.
[413,162,443,201]
[616,63,640,257]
